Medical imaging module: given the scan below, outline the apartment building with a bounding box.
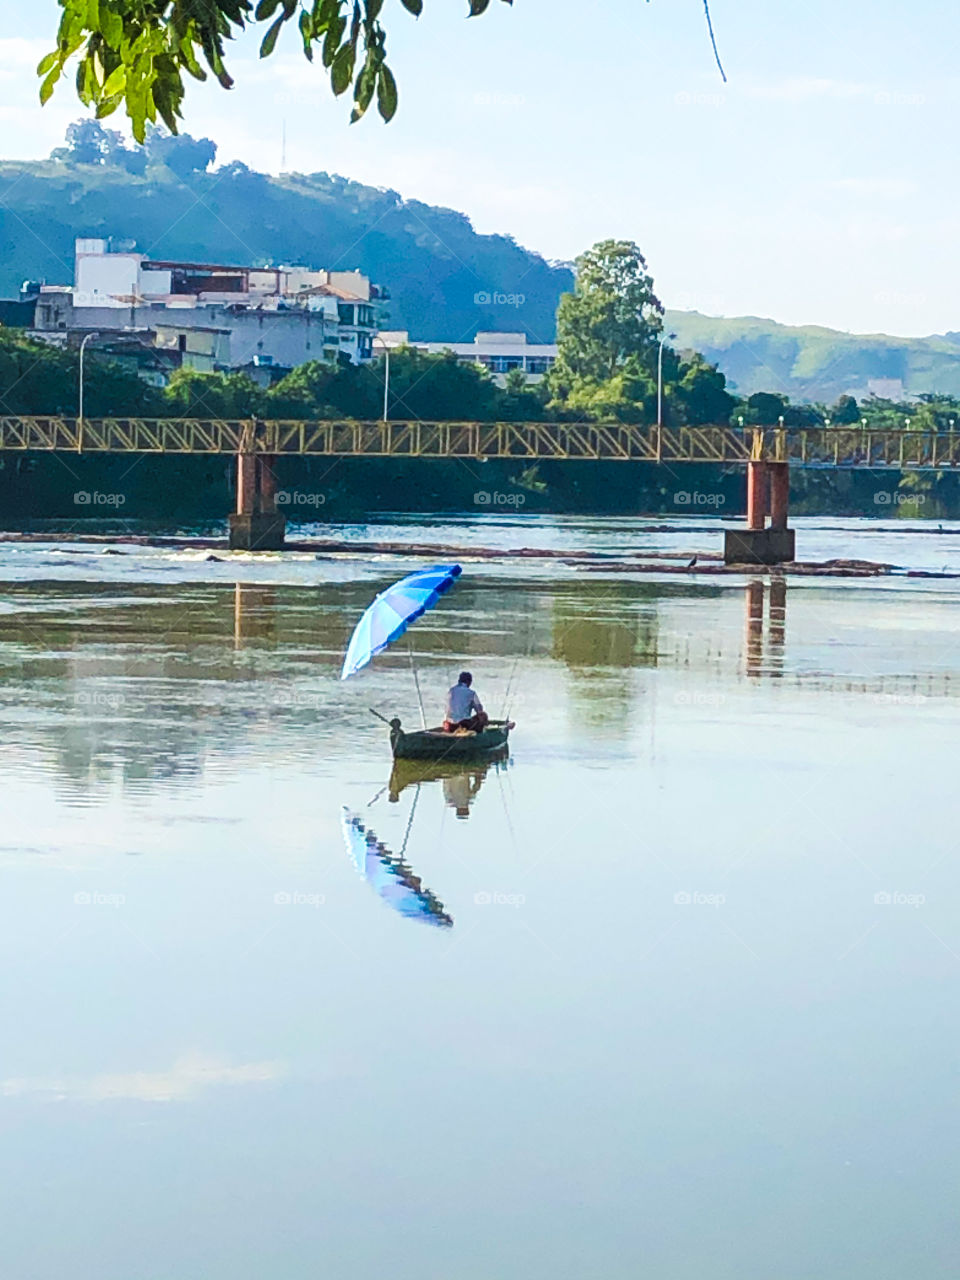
[32,239,386,373]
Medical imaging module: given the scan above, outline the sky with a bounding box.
[1,0,958,337]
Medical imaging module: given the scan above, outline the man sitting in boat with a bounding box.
[443,672,489,733]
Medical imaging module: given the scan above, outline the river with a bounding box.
[2,514,959,1279]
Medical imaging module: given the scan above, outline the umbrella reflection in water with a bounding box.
[340,807,453,928]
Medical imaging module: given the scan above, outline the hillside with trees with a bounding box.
[0,122,572,344]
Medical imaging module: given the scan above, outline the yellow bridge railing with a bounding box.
[1,417,959,468]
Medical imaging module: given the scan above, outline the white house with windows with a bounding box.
[379,331,557,384]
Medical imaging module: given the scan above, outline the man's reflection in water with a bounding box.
[743,577,787,678]
[442,769,486,819]
[388,757,504,818]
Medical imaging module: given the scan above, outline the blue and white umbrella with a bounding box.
[340,564,462,680]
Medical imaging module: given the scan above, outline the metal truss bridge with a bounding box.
[1,418,959,469]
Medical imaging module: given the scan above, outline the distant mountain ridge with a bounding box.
[665,311,960,403]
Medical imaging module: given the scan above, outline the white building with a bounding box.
[379,330,557,384]
[33,239,386,370]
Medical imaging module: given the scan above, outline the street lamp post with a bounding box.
[372,337,390,421]
[78,331,100,428]
[657,331,677,428]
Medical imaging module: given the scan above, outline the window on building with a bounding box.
[338,303,355,326]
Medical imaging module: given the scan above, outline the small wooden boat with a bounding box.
[389,716,513,761]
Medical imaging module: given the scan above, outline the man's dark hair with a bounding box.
[458,671,472,685]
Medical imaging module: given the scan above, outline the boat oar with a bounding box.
[369,707,393,726]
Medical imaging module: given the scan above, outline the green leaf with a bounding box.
[100,6,122,45]
[331,41,354,94]
[39,66,62,105]
[36,51,59,76]
[399,0,422,11]
[255,0,281,17]
[299,9,314,56]
[102,63,126,96]
[468,0,490,14]
[260,13,285,57]
[376,63,397,121]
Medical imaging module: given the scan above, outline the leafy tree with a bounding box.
[164,369,265,418]
[53,118,148,173]
[740,391,788,426]
[551,240,664,390]
[38,0,513,141]
[672,353,735,425]
[831,393,860,424]
[0,331,160,416]
[561,361,656,425]
[145,129,217,177]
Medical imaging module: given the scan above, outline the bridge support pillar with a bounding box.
[228,452,286,551]
[725,459,795,565]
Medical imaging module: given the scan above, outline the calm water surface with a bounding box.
[2,517,960,1279]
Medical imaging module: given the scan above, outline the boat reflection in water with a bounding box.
[388,753,508,820]
[340,808,453,928]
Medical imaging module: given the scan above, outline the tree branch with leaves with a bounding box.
[38,0,513,142]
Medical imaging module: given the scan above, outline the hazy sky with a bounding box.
[2,0,958,336]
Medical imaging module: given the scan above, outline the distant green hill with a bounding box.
[0,154,571,343]
[665,311,960,403]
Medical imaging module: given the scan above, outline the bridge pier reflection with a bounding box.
[744,577,786,678]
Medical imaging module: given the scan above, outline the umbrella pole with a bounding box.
[407,638,427,729]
